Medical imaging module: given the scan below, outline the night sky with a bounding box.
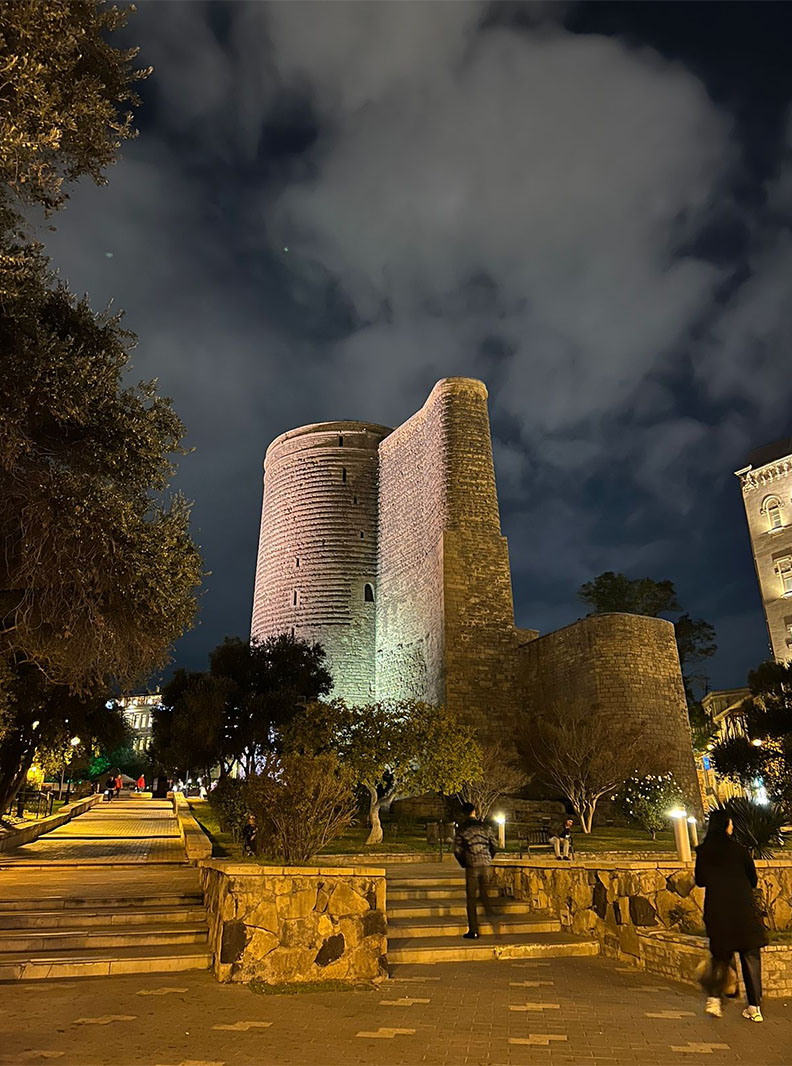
[44,1,792,691]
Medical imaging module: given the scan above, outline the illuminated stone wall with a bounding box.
[251,420,390,704]
[736,443,792,662]
[517,613,702,810]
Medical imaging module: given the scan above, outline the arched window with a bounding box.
[762,495,783,531]
[364,583,374,603]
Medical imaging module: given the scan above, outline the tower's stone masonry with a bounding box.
[736,439,792,662]
[251,420,390,704]
[517,614,701,809]
[252,378,700,801]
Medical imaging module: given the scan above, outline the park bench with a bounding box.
[514,824,575,859]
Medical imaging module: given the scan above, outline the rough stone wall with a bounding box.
[494,857,792,994]
[737,455,792,662]
[199,862,387,985]
[251,421,390,705]
[375,378,518,738]
[517,613,702,811]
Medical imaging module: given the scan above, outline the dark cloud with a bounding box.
[44,1,791,686]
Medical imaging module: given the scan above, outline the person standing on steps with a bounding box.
[453,802,499,939]
[695,809,767,1023]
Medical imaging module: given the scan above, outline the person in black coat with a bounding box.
[694,809,767,1022]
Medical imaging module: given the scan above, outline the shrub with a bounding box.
[613,772,685,839]
[208,776,247,841]
[713,797,789,859]
[244,753,357,864]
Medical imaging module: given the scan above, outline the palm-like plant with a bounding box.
[714,797,789,859]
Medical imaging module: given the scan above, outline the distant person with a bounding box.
[242,814,258,857]
[114,774,122,798]
[137,774,145,792]
[695,809,767,1022]
[104,775,115,801]
[549,817,574,860]
[453,802,499,939]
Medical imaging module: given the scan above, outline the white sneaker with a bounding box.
[742,1006,763,1023]
[705,997,722,1017]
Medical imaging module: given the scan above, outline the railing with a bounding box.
[2,789,55,822]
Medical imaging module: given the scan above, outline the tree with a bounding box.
[578,572,717,705]
[711,661,792,811]
[0,1,148,228]
[613,772,685,839]
[0,3,201,813]
[151,634,332,780]
[285,700,482,845]
[521,703,650,832]
[457,741,529,820]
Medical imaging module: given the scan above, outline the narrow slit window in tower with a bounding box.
[342,467,347,482]
[360,531,364,539]
[295,557,300,568]
[338,435,344,447]
[364,583,374,603]
[293,589,298,605]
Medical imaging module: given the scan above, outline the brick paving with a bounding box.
[0,795,185,865]
[0,956,790,1065]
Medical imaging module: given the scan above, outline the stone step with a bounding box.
[0,906,208,930]
[0,943,212,981]
[386,898,525,919]
[0,893,203,913]
[386,875,462,888]
[0,922,208,954]
[388,915,561,938]
[387,931,600,966]
[387,886,475,901]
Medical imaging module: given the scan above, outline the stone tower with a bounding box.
[251,420,391,703]
[736,438,792,662]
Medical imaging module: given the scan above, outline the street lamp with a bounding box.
[493,812,506,850]
[668,807,692,862]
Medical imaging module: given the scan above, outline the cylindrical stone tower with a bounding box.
[251,420,391,704]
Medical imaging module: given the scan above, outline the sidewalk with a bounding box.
[1,955,790,1066]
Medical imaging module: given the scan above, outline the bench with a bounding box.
[514,824,575,859]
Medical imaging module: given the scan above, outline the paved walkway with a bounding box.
[0,793,185,866]
[0,956,789,1065]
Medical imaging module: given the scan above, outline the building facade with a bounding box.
[118,692,160,754]
[251,378,701,807]
[736,438,792,662]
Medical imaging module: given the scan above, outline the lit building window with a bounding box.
[763,495,783,531]
[778,557,792,595]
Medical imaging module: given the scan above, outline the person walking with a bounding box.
[103,775,115,801]
[137,774,145,793]
[114,773,122,798]
[694,809,767,1022]
[453,802,499,939]
[549,817,574,860]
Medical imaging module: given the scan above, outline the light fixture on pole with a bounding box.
[668,807,692,862]
[687,815,699,849]
[493,812,506,850]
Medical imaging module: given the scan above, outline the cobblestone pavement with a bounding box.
[0,795,185,865]
[0,956,790,1066]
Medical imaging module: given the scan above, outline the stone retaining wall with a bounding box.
[199,861,387,985]
[493,857,792,995]
[172,793,212,863]
[0,793,102,853]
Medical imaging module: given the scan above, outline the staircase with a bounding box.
[387,865,599,965]
[0,869,211,980]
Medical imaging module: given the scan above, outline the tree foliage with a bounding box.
[457,741,529,820]
[713,796,789,860]
[284,699,482,845]
[152,635,333,779]
[613,772,685,839]
[0,0,148,227]
[520,702,650,832]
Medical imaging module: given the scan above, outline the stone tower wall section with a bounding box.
[251,420,391,705]
[736,454,792,662]
[517,613,703,813]
[375,378,518,737]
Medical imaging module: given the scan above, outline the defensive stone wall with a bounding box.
[199,861,387,985]
[517,613,702,810]
[494,856,792,995]
[252,420,390,704]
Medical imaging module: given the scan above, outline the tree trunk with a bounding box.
[581,803,596,834]
[0,761,33,825]
[365,784,383,845]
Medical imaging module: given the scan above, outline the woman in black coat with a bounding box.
[694,809,767,1022]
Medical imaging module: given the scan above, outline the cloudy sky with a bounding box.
[46,1,791,690]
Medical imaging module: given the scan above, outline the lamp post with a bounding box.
[494,812,506,850]
[669,808,692,862]
[687,815,699,849]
